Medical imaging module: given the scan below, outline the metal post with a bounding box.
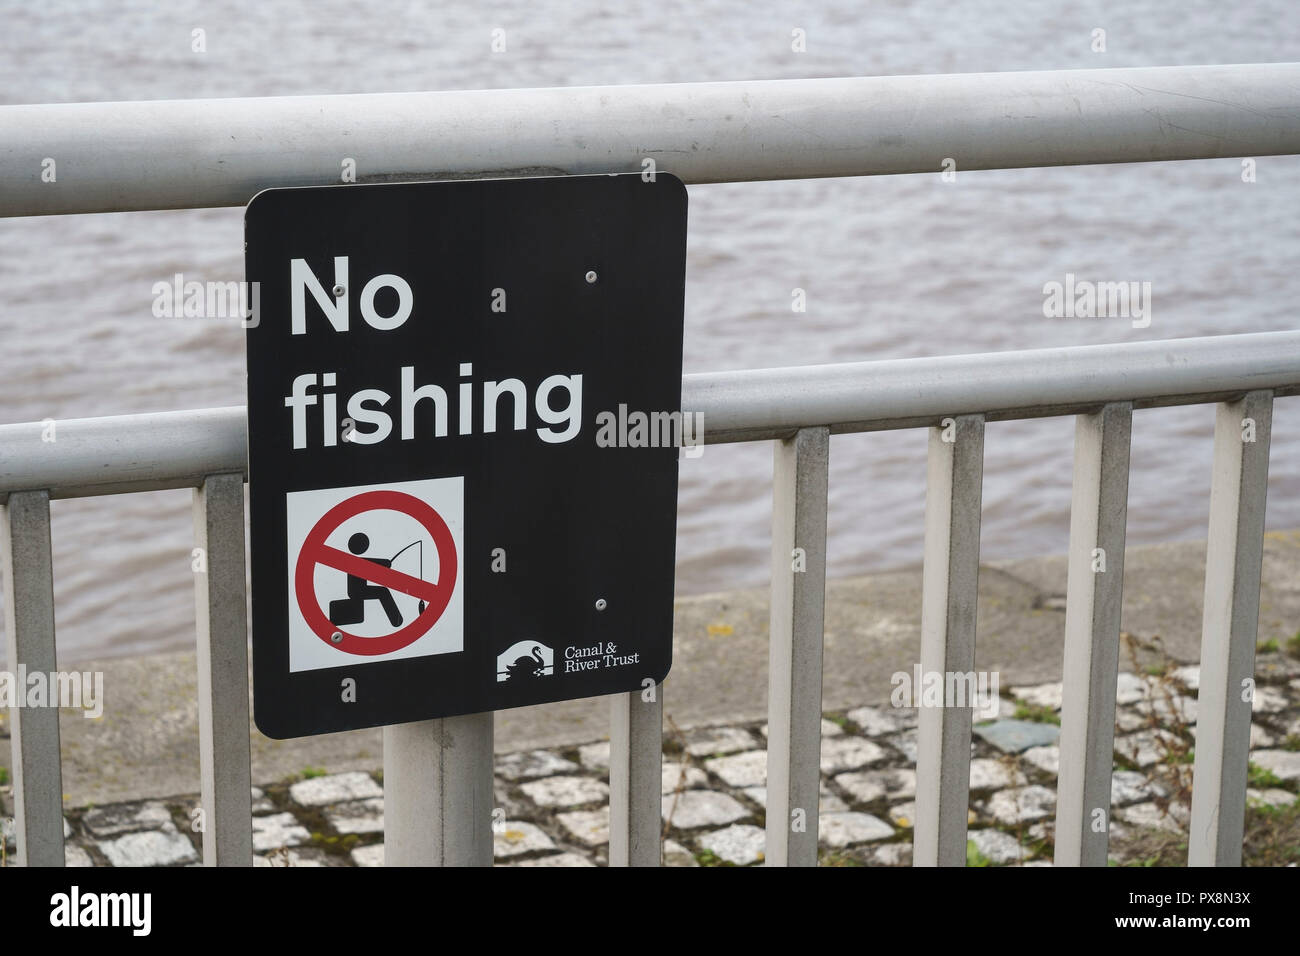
[1,489,64,866]
[1055,403,1132,866]
[383,713,494,866]
[1188,391,1272,866]
[192,473,253,866]
[914,415,984,867]
[608,684,663,866]
[765,426,830,867]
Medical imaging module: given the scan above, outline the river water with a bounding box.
[2,0,1299,662]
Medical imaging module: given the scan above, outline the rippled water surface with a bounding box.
[2,0,1299,661]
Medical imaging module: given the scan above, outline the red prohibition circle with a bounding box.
[295,489,458,656]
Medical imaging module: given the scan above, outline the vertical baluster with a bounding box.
[609,683,663,866]
[765,426,830,867]
[1,489,64,867]
[192,473,253,865]
[914,415,984,867]
[1189,391,1272,866]
[1055,403,1132,866]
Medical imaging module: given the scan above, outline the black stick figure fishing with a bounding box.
[328,532,426,628]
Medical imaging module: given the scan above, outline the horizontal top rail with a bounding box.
[2,330,1299,499]
[3,63,1300,217]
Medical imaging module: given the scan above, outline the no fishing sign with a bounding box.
[245,174,689,739]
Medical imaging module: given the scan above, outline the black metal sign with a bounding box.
[245,174,688,738]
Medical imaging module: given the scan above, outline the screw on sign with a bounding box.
[295,490,457,656]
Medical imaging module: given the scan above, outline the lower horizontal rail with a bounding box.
[3,332,1300,499]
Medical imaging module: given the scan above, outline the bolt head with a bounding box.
[595,598,607,611]
[330,631,343,643]
[585,271,598,284]
[332,284,345,297]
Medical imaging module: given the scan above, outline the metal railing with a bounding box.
[4,332,1296,866]
[3,63,1299,867]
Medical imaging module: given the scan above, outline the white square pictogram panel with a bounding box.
[285,476,464,673]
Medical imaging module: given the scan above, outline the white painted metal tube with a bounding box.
[3,332,1300,500]
[914,415,984,867]
[383,713,494,866]
[765,427,830,867]
[1188,392,1273,866]
[688,330,1300,443]
[3,63,1299,217]
[1054,403,1133,867]
[0,406,247,501]
[1,490,64,867]
[191,474,254,866]
[608,685,663,866]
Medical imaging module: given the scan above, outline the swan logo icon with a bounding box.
[496,641,554,683]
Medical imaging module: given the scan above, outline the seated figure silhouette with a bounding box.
[328,532,403,628]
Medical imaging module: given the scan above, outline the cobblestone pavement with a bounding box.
[5,657,1299,867]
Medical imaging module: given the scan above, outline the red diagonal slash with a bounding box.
[311,544,440,605]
